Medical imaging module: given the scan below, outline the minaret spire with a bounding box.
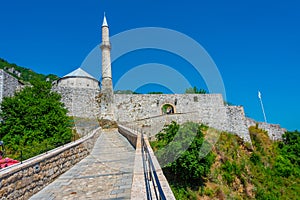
[102,12,108,27]
[100,13,114,120]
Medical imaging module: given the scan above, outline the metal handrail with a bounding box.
[141,132,166,200]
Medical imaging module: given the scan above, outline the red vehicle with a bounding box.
[0,141,19,169]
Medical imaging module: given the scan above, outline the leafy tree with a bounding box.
[0,80,72,159]
[275,130,300,177]
[185,86,207,94]
[152,122,215,188]
[280,130,300,165]
[155,121,180,146]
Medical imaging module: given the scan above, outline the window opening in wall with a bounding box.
[194,96,198,102]
[162,104,175,115]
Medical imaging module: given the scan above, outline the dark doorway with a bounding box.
[161,104,175,115]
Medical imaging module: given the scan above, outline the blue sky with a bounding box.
[0,0,299,131]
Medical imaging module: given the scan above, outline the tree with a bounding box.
[152,122,215,187]
[275,130,300,177]
[185,86,207,94]
[0,81,72,159]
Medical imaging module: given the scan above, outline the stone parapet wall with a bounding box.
[0,127,101,200]
[142,135,176,200]
[118,125,138,148]
[130,133,146,200]
[52,86,100,119]
[118,125,175,200]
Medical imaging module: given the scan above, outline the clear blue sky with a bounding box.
[0,0,299,131]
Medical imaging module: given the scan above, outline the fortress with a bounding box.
[49,15,285,142]
[0,15,290,200]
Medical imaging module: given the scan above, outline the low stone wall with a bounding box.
[118,125,138,148]
[0,127,101,200]
[258,122,286,140]
[118,125,175,199]
[246,118,286,140]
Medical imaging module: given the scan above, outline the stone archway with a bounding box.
[161,103,175,115]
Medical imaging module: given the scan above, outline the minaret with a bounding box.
[100,14,114,120]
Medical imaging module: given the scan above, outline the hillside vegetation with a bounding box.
[151,122,300,199]
[0,58,59,83]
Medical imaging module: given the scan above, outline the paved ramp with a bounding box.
[30,129,135,200]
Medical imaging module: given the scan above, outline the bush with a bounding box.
[250,153,261,165]
[274,155,293,177]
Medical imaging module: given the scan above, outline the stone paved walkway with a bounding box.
[30,129,135,200]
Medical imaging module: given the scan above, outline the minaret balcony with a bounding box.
[100,42,111,50]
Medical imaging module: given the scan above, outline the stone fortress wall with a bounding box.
[52,73,101,119]
[52,86,100,119]
[1,66,284,142]
[53,83,285,142]
[246,118,286,140]
[113,93,285,142]
[0,69,23,103]
[114,94,252,142]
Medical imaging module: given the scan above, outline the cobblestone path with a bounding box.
[30,129,135,200]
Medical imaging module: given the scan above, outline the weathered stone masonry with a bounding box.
[52,86,100,119]
[0,128,100,200]
[0,69,23,103]
[114,94,252,142]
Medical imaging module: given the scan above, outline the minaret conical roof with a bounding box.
[102,14,108,27]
